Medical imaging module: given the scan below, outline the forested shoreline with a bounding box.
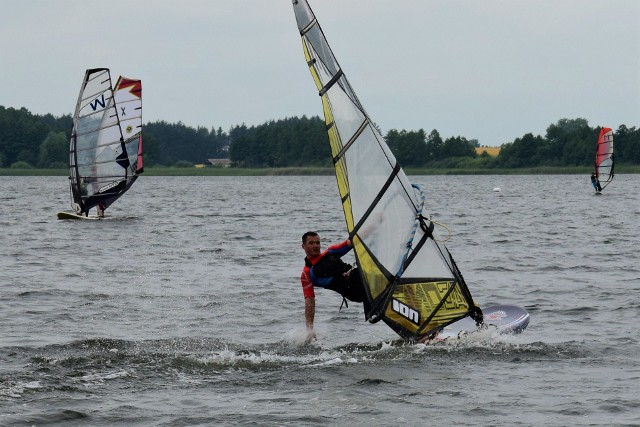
[1,105,639,172]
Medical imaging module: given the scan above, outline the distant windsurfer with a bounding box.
[590,172,602,192]
[300,232,367,342]
[96,201,106,218]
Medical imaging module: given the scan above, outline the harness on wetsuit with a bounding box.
[305,254,358,309]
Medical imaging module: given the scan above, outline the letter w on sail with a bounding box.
[90,94,106,111]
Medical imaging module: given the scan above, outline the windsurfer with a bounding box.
[96,201,106,218]
[590,172,602,192]
[300,231,367,341]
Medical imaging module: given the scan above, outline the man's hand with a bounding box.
[342,267,355,278]
[306,328,317,343]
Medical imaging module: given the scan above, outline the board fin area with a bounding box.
[430,304,529,341]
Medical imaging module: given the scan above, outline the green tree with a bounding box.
[425,129,444,162]
[229,116,329,167]
[144,120,229,166]
[545,118,592,166]
[497,133,546,167]
[4,104,640,171]
[614,125,640,164]
[38,131,68,168]
[0,106,49,166]
[10,161,33,169]
[441,136,477,159]
[386,129,429,167]
[142,131,160,166]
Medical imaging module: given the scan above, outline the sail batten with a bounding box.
[293,0,479,341]
[300,17,317,35]
[68,68,143,215]
[333,118,369,163]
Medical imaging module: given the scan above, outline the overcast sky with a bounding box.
[1,0,638,146]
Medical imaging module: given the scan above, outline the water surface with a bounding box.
[1,175,638,426]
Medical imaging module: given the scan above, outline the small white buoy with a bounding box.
[493,187,501,192]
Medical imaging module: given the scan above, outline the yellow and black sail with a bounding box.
[292,0,481,340]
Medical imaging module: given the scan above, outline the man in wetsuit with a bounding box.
[300,231,367,341]
[96,201,106,218]
[590,172,602,192]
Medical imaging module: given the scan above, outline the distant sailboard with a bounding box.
[292,0,528,342]
[57,68,143,220]
[594,127,614,193]
[56,211,103,221]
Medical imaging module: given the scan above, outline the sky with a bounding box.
[1,0,639,147]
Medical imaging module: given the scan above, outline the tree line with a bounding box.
[228,116,640,169]
[0,106,229,168]
[1,105,639,170]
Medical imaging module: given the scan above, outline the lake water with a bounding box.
[0,174,638,426]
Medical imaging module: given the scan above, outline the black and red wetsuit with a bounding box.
[300,240,366,303]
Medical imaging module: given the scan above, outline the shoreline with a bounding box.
[1,165,638,176]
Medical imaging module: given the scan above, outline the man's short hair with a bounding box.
[302,231,318,244]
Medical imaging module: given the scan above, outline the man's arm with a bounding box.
[305,297,316,341]
[326,239,352,258]
[301,269,316,341]
[305,297,315,329]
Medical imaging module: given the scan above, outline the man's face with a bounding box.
[302,235,321,257]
